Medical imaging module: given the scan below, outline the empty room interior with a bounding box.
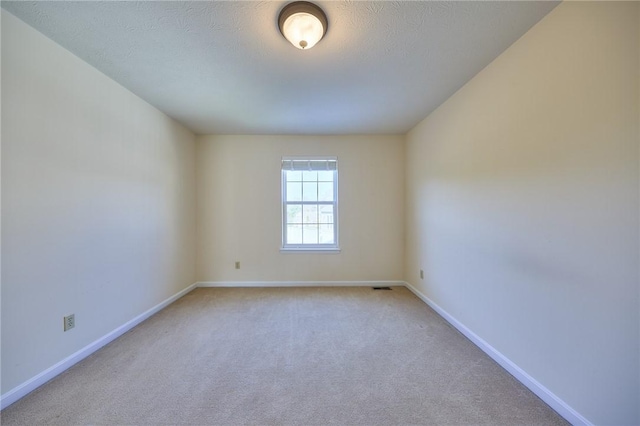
[1,1,638,425]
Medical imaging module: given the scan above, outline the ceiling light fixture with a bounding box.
[278,1,327,50]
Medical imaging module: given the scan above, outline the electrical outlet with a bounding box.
[420,269,424,279]
[235,261,240,269]
[64,314,75,331]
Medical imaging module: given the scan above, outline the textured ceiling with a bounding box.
[2,1,559,135]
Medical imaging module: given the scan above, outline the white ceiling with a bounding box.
[2,1,558,135]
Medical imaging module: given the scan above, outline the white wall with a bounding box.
[405,2,639,424]
[196,135,404,283]
[1,11,197,395]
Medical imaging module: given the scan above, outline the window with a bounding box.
[282,157,338,251]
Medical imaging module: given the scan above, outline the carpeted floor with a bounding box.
[1,287,568,425]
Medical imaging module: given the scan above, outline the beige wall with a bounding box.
[1,11,197,395]
[405,2,639,424]
[3,2,638,423]
[196,134,404,283]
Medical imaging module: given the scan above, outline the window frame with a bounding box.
[281,156,340,253]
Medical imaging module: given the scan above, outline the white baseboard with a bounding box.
[0,283,198,410]
[197,281,405,288]
[403,281,592,426]
[3,280,589,425]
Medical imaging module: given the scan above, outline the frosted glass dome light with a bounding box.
[279,2,328,50]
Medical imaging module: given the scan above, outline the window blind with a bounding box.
[282,158,337,171]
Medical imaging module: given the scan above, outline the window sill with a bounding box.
[280,247,341,254]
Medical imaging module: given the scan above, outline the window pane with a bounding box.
[319,224,334,244]
[302,224,318,244]
[302,171,317,181]
[287,205,302,224]
[318,205,333,224]
[282,158,338,249]
[302,205,318,224]
[317,170,333,182]
[287,225,302,244]
[286,182,302,202]
[318,182,333,201]
[286,170,302,181]
[302,182,317,202]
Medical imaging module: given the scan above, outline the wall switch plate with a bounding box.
[420,269,424,279]
[64,314,75,331]
[235,261,240,269]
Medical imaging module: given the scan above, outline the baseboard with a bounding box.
[0,282,198,410]
[403,281,592,426]
[197,281,405,288]
[3,280,589,424]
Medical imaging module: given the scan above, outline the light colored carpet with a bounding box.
[1,287,567,425]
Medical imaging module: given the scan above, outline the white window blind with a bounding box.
[281,159,337,171]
